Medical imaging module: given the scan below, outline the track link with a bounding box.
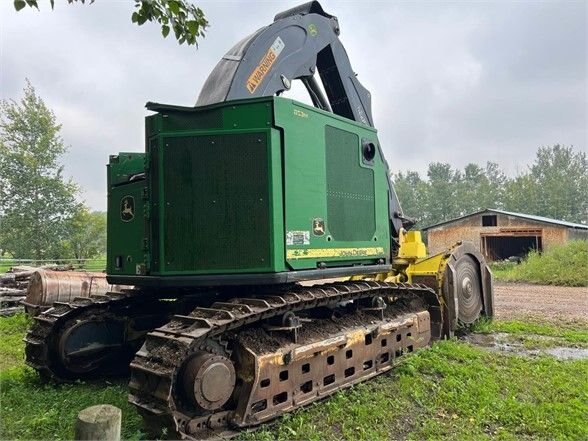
[129,280,440,439]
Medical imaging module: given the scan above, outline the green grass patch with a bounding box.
[0,314,31,371]
[473,316,588,346]
[491,240,588,287]
[0,258,16,274]
[0,316,143,440]
[0,258,106,274]
[1,314,587,440]
[0,368,144,441]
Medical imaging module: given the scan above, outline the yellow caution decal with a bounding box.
[247,36,285,93]
[287,247,385,260]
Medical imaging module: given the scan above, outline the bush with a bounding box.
[492,240,588,287]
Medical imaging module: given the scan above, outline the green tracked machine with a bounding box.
[25,2,493,438]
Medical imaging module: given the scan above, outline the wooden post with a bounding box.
[75,405,121,441]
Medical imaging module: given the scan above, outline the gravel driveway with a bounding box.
[494,282,588,321]
[305,279,587,321]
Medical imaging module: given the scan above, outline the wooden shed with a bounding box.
[422,209,588,261]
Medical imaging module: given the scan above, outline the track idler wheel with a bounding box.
[57,317,130,376]
[182,353,236,412]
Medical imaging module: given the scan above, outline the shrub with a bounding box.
[492,240,588,287]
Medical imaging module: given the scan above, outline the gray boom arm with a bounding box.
[196,1,374,127]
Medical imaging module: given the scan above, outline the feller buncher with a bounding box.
[25,2,493,438]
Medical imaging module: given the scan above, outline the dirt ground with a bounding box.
[494,282,588,321]
[305,279,587,322]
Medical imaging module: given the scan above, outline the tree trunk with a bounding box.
[74,405,121,441]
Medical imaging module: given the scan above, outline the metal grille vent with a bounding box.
[161,133,270,272]
[325,125,375,241]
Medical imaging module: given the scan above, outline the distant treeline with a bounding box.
[393,145,587,228]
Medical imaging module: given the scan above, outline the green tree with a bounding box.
[528,145,587,223]
[0,81,80,260]
[425,162,460,226]
[504,173,540,216]
[393,171,430,225]
[13,0,208,47]
[504,145,587,222]
[455,163,486,215]
[480,162,507,210]
[62,209,106,261]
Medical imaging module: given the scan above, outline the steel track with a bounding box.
[24,290,170,381]
[128,280,439,440]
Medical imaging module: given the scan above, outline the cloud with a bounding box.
[1,0,585,210]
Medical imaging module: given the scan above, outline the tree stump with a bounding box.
[75,405,121,441]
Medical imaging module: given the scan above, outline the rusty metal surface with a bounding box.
[128,280,438,440]
[232,311,430,428]
[23,270,130,315]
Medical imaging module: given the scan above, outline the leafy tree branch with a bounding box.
[13,0,208,47]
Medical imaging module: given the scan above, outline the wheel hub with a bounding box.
[183,353,236,412]
[461,277,473,297]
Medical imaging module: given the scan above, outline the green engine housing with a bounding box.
[107,97,393,287]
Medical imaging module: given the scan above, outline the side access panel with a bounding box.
[273,98,390,271]
[107,153,146,275]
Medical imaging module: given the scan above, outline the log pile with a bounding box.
[0,264,74,316]
[23,269,129,316]
[0,267,33,316]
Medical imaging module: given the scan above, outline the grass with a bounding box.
[1,314,587,440]
[491,240,588,287]
[0,315,144,440]
[1,370,144,441]
[0,258,16,274]
[0,258,106,274]
[0,314,30,371]
[473,316,588,347]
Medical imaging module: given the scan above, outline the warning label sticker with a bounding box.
[286,230,310,246]
[246,36,285,93]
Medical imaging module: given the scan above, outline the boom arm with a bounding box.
[197,1,374,127]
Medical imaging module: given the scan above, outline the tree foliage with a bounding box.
[0,81,80,259]
[61,208,106,261]
[394,145,587,228]
[13,0,208,47]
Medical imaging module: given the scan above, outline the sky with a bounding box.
[1,0,586,211]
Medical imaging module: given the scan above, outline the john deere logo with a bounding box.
[121,196,135,222]
[313,218,325,236]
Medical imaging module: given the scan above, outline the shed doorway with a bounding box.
[481,234,542,261]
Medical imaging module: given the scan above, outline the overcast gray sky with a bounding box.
[1,0,586,211]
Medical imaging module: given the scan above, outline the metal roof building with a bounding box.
[422,209,588,261]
